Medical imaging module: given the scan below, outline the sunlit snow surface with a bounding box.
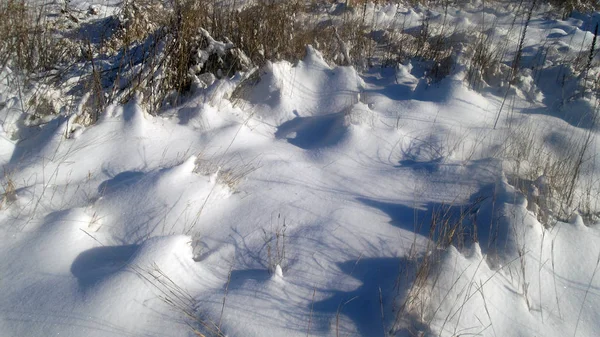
[1,2,600,337]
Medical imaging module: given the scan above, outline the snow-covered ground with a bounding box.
[1,1,600,337]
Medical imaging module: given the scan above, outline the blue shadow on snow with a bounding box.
[71,244,139,288]
[275,112,347,150]
[312,257,401,337]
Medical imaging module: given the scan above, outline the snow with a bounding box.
[1,1,600,337]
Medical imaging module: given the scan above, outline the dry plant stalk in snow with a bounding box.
[134,263,227,337]
[262,214,287,275]
[393,199,482,333]
[0,0,78,74]
[501,118,598,225]
[0,171,16,209]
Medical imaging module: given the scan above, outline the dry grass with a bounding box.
[2,0,600,119]
[262,213,288,275]
[194,155,259,193]
[105,0,169,51]
[134,263,227,337]
[0,0,80,75]
[0,171,16,210]
[392,198,484,334]
[499,121,598,225]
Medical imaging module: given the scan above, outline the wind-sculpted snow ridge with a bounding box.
[0,2,600,337]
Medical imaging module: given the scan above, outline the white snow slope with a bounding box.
[1,2,600,337]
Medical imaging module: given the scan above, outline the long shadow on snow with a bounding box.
[360,68,456,104]
[71,244,139,288]
[177,106,200,125]
[275,112,347,150]
[69,16,120,44]
[312,257,401,337]
[228,269,271,290]
[520,97,598,130]
[98,170,145,195]
[356,183,503,253]
[356,197,484,246]
[95,169,180,244]
[397,158,443,173]
[503,64,599,130]
[8,117,67,166]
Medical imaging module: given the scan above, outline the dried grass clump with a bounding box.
[0,0,80,75]
[500,123,598,225]
[465,31,503,90]
[391,198,483,335]
[104,0,170,52]
[194,155,259,193]
[546,0,600,19]
[0,171,16,210]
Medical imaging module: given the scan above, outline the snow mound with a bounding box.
[243,45,364,125]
